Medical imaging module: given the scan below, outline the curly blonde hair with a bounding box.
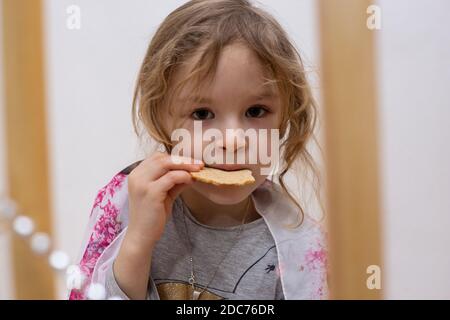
[132,0,323,227]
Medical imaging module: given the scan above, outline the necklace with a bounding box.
[180,197,251,300]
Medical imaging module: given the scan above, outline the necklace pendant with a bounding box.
[192,289,201,300]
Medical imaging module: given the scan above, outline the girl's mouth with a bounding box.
[205,164,251,172]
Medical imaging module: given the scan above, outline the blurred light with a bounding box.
[2,197,116,299]
[87,283,106,300]
[13,215,35,237]
[30,232,51,255]
[0,198,17,220]
[66,264,86,290]
[49,250,70,271]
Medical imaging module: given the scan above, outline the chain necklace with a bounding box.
[180,197,251,300]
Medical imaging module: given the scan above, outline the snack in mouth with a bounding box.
[190,166,255,186]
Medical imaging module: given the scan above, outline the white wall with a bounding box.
[377,0,450,299]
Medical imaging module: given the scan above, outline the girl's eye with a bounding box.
[245,105,268,118]
[191,108,215,120]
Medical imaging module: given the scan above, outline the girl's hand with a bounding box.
[125,152,203,252]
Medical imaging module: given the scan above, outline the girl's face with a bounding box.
[168,42,282,205]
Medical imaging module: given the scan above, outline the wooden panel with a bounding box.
[2,0,55,299]
[318,0,383,299]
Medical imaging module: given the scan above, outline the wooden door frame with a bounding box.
[2,0,55,299]
[319,0,383,299]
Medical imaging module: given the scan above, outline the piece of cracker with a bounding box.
[190,167,255,186]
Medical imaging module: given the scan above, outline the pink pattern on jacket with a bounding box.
[69,173,126,300]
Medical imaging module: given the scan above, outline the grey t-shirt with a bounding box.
[106,197,284,300]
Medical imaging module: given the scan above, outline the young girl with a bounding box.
[70,0,327,300]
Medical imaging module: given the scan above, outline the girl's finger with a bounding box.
[153,170,194,195]
[136,153,203,182]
